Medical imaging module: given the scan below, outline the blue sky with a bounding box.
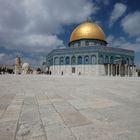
[0,0,140,68]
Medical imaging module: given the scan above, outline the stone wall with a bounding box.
[49,65,106,76]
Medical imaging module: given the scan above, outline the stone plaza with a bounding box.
[0,75,140,140]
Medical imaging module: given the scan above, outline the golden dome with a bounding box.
[70,22,106,43]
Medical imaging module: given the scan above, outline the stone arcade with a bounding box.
[46,21,136,76]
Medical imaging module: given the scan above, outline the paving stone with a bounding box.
[71,124,111,140]
[39,105,63,125]
[0,109,20,122]
[6,105,22,111]
[10,95,24,105]
[53,101,77,112]
[0,75,140,140]
[80,95,120,109]
[19,105,40,124]
[0,109,5,118]
[39,104,56,112]
[45,122,76,140]
[32,135,47,140]
[53,101,90,127]
[0,95,15,110]
[36,94,51,105]
[16,121,45,140]
[68,99,89,110]
[24,97,37,105]
[0,121,17,140]
[112,132,140,140]
[47,94,64,102]
[80,108,107,123]
[60,111,91,127]
[41,110,63,125]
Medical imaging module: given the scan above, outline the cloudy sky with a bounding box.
[0,0,140,68]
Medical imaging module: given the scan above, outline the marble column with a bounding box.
[133,66,136,77]
[131,66,133,76]
[125,65,127,77]
[115,65,117,76]
[111,64,113,76]
[126,65,128,76]
[119,64,121,77]
[128,65,130,77]
[108,64,110,76]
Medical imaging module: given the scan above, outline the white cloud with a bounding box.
[13,35,64,53]
[107,35,140,68]
[136,37,140,43]
[0,0,97,52]
[109,3,127,27]
[0,53,14,65]
[107,35,140,52]
[0,0,98,65]
[121,11,140,37]
[22,0,98,34]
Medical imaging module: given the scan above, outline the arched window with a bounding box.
[110,56,114,64]
[80,40,85,47]
[89,41,95,46]
[78,56,82,64]
[74,42,79,48]
[126,58,129,65]
[105,56,109,64]
[130,58,133,65]
[86,41,89,46]
[71,56,76,65]
[65,56,70,65]
[54,57,59,65]
[99,55,103,64]
[122,59,126,64]
[91,55,96,64]
[84,56,89,64]
[60,57,64,65]
[50,59,53,65]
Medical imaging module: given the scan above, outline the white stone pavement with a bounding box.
[0,75,140,140]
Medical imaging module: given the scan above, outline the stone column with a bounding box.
[111,64,112,76]
[108,64,110,76]
[115,65,117,76]
[126,65,127,76]
[130,66,132,77]
[125,65,127,77]
[53,57,55,75]
[119,64,121,77]
[132,65,135,77]
[131,66,133,77]
[128,65,130,76]
[134,66,136,77]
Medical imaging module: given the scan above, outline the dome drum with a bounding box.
[69,38,107,48]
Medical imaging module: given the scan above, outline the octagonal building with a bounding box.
[46,21,136,76]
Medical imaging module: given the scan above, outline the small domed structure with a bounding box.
[22,63,29,69]
[22,63,30,74]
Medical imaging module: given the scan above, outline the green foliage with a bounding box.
[0,67,14,74]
